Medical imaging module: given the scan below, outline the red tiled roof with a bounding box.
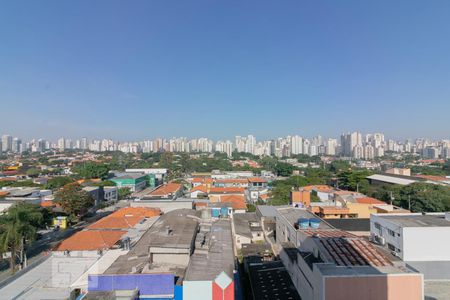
[303,229,357,238]
[190,185,208,193]
[88,207,160,229]
[148,183,182,196]
[220,195,247,210]
[215,179,249,184]
[415,174,448,181]
[55,230,126,251]
[109,207,161,218]
[319,237,392,267]
[88,216,143,229]
[355,197,385,205]
[248,177,267,183]
[209,187,245,194]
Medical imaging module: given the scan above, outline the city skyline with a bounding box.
[1,1,450,140]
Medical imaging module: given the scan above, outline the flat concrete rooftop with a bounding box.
[185,219,234,281]
[375,213,450,227]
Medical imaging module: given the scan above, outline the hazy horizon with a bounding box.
[1,1,450,140]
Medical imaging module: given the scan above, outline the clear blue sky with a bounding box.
[1,1,449,141]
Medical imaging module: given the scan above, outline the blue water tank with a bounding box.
[309,218,321,229]
[221,207,229,217]
[211,208,221,217]
[298,218,309,229]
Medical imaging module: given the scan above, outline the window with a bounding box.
[388,229,396,237]
[387,243,396,251]
[374,222,381,230]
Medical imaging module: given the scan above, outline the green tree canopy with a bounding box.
[0,203,46,273]
[72,162,110,179]
[54,183,94,219]
[45,176,74,190]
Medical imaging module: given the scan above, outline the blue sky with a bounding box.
[1,1,449,141]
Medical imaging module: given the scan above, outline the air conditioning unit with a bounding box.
[378,236,386,246]
[391,251,399,257]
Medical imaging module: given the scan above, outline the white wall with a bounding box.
[403,227,450,261]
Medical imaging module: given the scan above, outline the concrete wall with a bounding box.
[324,274,423,300]
[183,281,212,300]
[403,227,450,261]
[131,200,193,213]
[151,253,190,267]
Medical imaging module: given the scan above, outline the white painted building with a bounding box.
[370,213,450,261]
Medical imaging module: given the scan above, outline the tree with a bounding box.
[26,168,40,177]
[54,183,94,219]
[0,203,46,274]
[118,187,132,200]
[337,170,372,194]
[45,176,74,190]
[72,162,110,179]
[274,162,295,177]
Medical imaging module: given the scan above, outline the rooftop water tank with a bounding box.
[298,218,309,229]
[309,218,321,229]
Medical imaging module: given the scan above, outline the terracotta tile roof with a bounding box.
[303,185,334,192]
[248,177,267,183]
[415,174,448,181]
[109,207,161,218]
[88,216,143,229]
[355,197,385,205]
[215,179,249,184]
[55,230,126,251]
[0,178,16,182]
[209,187,245,194]
[319,206,350,214]
[148,183,182,196]
[0,191,10,197]
[192,177,213,184]
[220,195,247,210]
[303,229,357,238]
[87,207,160,230]
[190,185,208,193]
[319,237,392,267]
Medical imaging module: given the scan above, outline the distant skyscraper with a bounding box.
[290,135,303,155]
[1,135,13,152]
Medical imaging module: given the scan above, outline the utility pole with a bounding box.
[408,195,411,211]
[389,191,394,205]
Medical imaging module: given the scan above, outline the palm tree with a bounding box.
[0,203,44,274]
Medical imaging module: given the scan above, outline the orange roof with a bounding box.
[334,190,362,196]
[88,216,143,229]
[195,202,208,208]
[355,197,385,205]
[40,200,55,208]
[248,177,267,183]
[320,206,350,214]
[215,179,249,184]
[192,177,213,184]
[55,230,126,251]
[303,185,334,192]
[0,178,16,182]
[415,174,448,181]
[190,185,208,193]
[88,207,160,229]
[148,183,182,196]
[209,187,245,194]
[220,194,247,210]
[109,207,161,218]
[0,191,10,197]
